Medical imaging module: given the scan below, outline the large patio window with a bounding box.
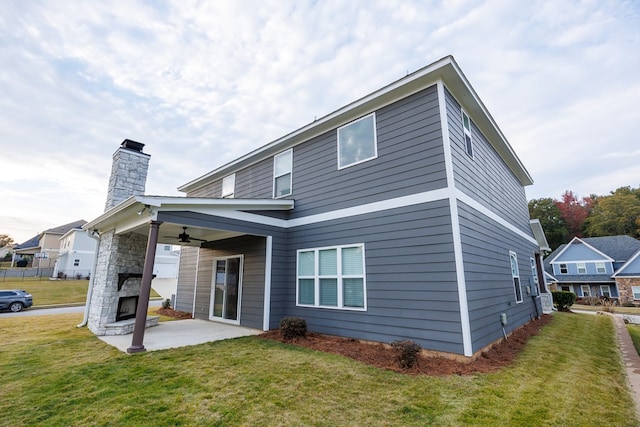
[297,244,366,310]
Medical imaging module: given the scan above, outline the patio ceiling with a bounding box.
[83,195,294,247]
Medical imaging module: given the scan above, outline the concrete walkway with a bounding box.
[613,314,640,418]
[98,318,261,353]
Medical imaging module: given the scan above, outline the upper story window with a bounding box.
[337,113,377,169]
[461,109,474,158]
[273,149,292,198]
[559,263,568,274]
[221,174,235,198]
[596,262,606,274]
[509,251,522,303]
[577,262,587,274]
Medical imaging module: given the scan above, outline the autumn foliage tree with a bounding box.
[584,187,640,238]
[0,234,14,248]
[554,191,593,240]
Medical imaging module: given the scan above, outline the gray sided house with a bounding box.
[83,56,549,358]
[544,235,640,304]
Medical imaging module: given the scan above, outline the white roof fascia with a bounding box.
[178,55,533,194]
[530,219,550,251]
[83,195,294,233]
[548,237,614,264]
[613,249,640,277]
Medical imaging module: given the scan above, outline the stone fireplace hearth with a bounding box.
[116,296,138,322]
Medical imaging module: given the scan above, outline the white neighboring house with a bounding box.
[153,244,180,279]
[53,231,180,280]
[53,229,96,279]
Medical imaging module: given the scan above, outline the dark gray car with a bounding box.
[0,289,33,312]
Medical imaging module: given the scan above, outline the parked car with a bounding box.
[0,289,33,312]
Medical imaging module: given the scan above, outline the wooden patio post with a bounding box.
[127,220,162,353]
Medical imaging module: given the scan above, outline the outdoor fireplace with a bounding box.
[116,296,138,322]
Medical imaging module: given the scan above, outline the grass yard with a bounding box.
[0,278,160,306]
[573,303,640,316]
[2,279,89,306]
[0,312,636,426]
[628,324,640,356]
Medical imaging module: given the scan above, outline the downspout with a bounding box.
[191,247,200,318]
[77,230,101,328]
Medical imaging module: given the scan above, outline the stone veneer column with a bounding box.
[88,231,148,335]
[88,140,152,335]
[105,140,150,211]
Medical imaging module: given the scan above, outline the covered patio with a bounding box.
[98,318,261,352]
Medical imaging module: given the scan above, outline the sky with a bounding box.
[1,0,639,244]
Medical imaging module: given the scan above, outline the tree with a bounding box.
[0,234,14,248]
[555,191,593,240]
[584,186,640,238]
[528,198,568,250]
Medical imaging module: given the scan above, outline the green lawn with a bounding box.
[0,312,636,426]
[628,324,640,356]
[0,278,160,306]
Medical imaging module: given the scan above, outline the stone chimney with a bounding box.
[105,139,150,211]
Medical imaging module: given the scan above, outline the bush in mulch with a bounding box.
[155,308,192,319]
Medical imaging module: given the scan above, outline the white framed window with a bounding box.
[633,286,640,300]
[509,251,522,303]
[273,149,292,198]
[337,113,377,169]
[581,285,591,297]
[577,262,587,274]
[222,173,235,198]
[559,263,568,274]
[461,109,474,158]
[164,245,171,251]
[297,243,366,310]
[596,262,606,274]
[600,285,611,298]
[73,259,80,266]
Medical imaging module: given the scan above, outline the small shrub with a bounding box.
[600,299,615,313]
[552,291,576,311]
[161,298,171,309]
[279,316,307,340]
[391,339,422,369]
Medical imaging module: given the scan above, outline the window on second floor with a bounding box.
[273,149,292,198]
[577,262,587,274]
[221,174,235,198]
[596,262,606,274]
[337,113,377,169]
[73,259,80,266]
[461,109,474,158]
[509,251,522,303]
[559,263,568,274]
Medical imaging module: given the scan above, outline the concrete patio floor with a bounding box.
[98,319,262,353]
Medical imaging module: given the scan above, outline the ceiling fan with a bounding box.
[165,227,207,243]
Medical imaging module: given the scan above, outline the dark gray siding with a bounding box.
[188,236,266,329]
[185,85,447,219]
[289,86,446,218]
[458,201,541,352]
[175,246,198,313]
[445,88,531,234]
[284,200,464,354]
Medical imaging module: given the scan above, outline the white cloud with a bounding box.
[1,0,639,242]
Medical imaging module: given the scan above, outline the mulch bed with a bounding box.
[155,308,192,319]
[259,314,553,376]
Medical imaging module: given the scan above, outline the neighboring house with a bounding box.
[53,228,179,280]
[544,235,640,303]
[0,245,14,260]
[53,228,98,279]
[83,56,549,358]
[12,220,87,268]
[153,244,180,279]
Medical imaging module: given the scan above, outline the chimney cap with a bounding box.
[121,139,145,153]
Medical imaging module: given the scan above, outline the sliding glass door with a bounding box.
[210,255,243,324]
